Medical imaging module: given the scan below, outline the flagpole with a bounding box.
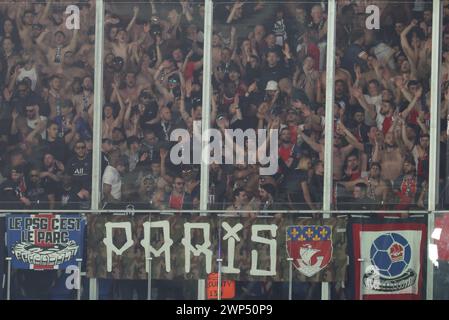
[322,0,337,301]
[198,0,213,301]
[427,0,442,300]
[287,257,293,300]
[6,257,11,300]
[89,0,104,300]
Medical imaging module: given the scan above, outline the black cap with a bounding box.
[292,89,309,105]
[261,183,276,197]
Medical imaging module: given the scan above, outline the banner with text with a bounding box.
[7,214,85,270]
[86,213,347,282]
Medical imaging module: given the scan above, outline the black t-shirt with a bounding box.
[25,181,51,209]
[43,138,68,163]
[259,63,292,89]
[285,168,309,204]
[66,154,92,193]
[0,179,25,209]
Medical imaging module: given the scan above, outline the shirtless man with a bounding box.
[36,27,78,73]
[400,19,431,83]
[373,131,404,182]
[109,24,150,69]
[15,6,34,50]
[72,75,94,124]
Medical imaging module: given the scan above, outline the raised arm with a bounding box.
[112,84,126,128]
[36,28,50,52]
[400,119,414,151]
[37,0,52,24]
[351,86,377,121]
[337,121,364,151]
[399,86,421,120]
[298,126,323,154]
[400,19,418,64]
[126,6,139,32]
[65,28,79,53]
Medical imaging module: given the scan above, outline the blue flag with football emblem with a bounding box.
[348,217,427,300]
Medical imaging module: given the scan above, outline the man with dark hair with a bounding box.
[0,166,29,209]
[25,167,54,209]
[351,182,378,210]
[66,140,92,208]
[43,120,68,163]
[393,156,419,210]
[341,29,368,78]
[258,183,276,210]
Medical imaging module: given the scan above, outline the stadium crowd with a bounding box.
[0,0,439,212]
[0,0,448,302]
[0,0,95,210]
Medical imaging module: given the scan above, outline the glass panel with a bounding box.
[0,1,96,210]
[208,1,328,212]
[101,1,205,211]
[433,212,449,299]
[439,1,449,208]
[333,1,432,212]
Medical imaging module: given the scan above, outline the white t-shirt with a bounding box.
[102,165,122,200]
[27,115,47,140]
[18,67,38,91]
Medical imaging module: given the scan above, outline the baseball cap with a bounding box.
[265,80,278,91]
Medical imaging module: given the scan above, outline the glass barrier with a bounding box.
[208,1,327,212]
[332,1,432,212]
[100,1,205,211]
[433,212,449,299]
[0,1,96,211]
[439,0,449,209]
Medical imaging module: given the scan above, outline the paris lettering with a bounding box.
[103,221,278,277]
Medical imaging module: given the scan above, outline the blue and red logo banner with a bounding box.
[286,225,333,277]
[6,214,85,270]
[348,218,426,300]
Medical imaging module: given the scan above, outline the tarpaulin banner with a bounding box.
[348,217,426,300]
[86,213,347,282]
[7,214,85,270]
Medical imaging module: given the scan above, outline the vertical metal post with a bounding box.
[427,0,442,301]
[198,0,213,301]
[147,257,153,300]
[322,0,337,301]
[6,257,11,300]
[217,259,222,300]
[89,0,105,300]
[287,258,293,300]
[76,258,82,300]
[217,218,222,300]
[147,213,152,300]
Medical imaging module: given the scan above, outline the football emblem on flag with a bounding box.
[286,225,333,277]
[364,233,416,291]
